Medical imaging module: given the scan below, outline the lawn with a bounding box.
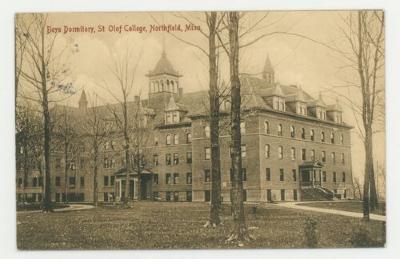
[298,201,386,216]
[17,202,385,249]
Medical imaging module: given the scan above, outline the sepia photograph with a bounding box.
[14,10,386,249]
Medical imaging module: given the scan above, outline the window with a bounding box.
[321,151,326,162]
[333,172,337,182]
[104,141,110,150]
[55,176,61,187]
[310,129,315,141]
[292,169,297,181]
[265,144,270,158]
[340,134,344,144]
[280,189,285,201]
[32,177,38,187]
[166,134,172,145]
[154,136,159,146]
[186,191,192,201]
[277,124,283,136]
[174,134,179,145]
[291,147,296,160]
[310,150,315,161]
[173,173,179,184]
[104,176,109,186]
[321,131,325,142]
[80,158,85,169]
[165,154,172,165]
[264,121,270,134]
[280,169,284,181]
[302,149,306,160]
[241,145,246,158]
[293,189,298,201]
[243,190,247,201]
[186,173,192,184]
[242,168,247,181]
[266,168,271,181]
[166,173,172,184]
[330,132,335,144]
[186,133,192,143]
[240,122,246,134]
[204,169,211,182]
[205,126,210,138]
[80,176,84,187]
[153,154,159,166]
[341,153,345,164]
[173,153,179,165]
[69,176,76,186]
[186,152,192,164]
[153,174,159,184]
[205,190,211,202]
[110,176,115,186]
[166,191,171,201]
[55,158,61,169]
[266,189,272,202]
[342,172,346,182]
[205,147,211,160]
[278,146,283,159]
[322,171,327,182]
[331,152,336,164]
[290,125,295,138]
[301,128,305,139]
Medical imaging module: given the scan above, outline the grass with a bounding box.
[17,201,385,249]
[17,202,69,212]
[298,201,386,216]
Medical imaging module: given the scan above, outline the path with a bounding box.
[17,203,94,214]
[274,202,386,222]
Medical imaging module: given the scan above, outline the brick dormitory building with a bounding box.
[16,51,354,203]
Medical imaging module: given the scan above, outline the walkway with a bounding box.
[17,203,94,214]
[275,202,386,222]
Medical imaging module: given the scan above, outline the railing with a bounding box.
[300,181,321,188]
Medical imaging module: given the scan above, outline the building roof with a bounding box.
[146,51,181,77]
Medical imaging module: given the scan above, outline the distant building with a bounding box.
[16,51,353,203]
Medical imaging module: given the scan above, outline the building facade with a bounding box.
[16,51,354,203]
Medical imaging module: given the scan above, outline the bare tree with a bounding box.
[332,11,384,219]
[16,14,75,211]
[226,12,252,244]
[352,176,363,200]
[101,46,142,206]
[82,94,111,206]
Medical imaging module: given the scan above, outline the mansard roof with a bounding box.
[146,51,181,77]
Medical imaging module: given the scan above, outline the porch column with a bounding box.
[118,180,122,199]
[133,178,138,199]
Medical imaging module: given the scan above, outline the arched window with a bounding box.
[310,150,315,161]
[321,151,326,162]
[264,121,270,134]
[291,147,296,160]
[278,146,283,159]
[240,122,246,134]
[174,134,179,145]
[265,144,270,158]
[331,152,336,163]
[340,133,344,144]
[301,128,306,139]
[310,129,315,141]
[186,133,192,143]
[342,172,346,182]
[330,132,335,144]
[205,126,210,138]
[166,134,172,145]
[321,131,325,142]
[290,125,295,138]
[341,153,345,164]
[277,124,283,136]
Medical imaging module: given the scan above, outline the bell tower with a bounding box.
[262,54,275,84]
[146,50,182,115]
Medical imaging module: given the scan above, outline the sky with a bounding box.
[19,11,385,186]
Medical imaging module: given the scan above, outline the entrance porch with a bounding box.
[113,168,153,202]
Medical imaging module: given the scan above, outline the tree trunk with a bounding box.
[227,11,250,244]
[136,154,141,201]
[93,145,99,206]
[64,142,69,203]
[363,129,373,220]
[207,11,222,227]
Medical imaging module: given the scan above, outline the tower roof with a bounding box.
[79,89,88,108]
[147,51,181,77]
[263,54,274,73]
